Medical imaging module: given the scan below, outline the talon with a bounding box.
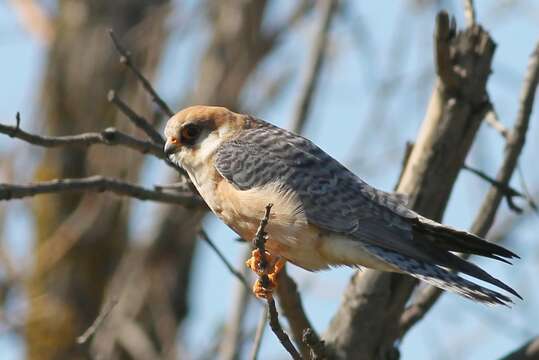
[245,249,276,276]
[268,258,286,286]
[250,258,287,299]
[253,278,275,300]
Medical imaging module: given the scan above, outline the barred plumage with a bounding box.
[164,105,521,305]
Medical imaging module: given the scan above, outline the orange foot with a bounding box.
[246,249,286,299]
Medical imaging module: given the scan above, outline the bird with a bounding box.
[163,105,521,305]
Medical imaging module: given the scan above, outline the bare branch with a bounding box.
[77,298,119,344]
[107,90,189,177]
[302,328,328,360]
[249,307,268,360]
[0,176,201,207]
[253,204,302,360]
[267,0,313,44]
[324,12,498,358]
[109,29,174,117]
[485,106,510,139]
[108,90,165,144]
[0,113,186,175]
[500,336,539,360]
[199,230,250,291]
[276,268,322,359]
[399,39,539,337]
[289,0,338,133]
[0,119,161,157]
[462,0,477,28]
[472,40,539,235]
[220,248,252,360]
[463,164,534,213]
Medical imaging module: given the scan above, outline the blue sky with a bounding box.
[1,1,538,359]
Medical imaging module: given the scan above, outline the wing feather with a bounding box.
[215,120,416,235]
[214,120,519,299]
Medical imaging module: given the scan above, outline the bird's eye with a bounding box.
[180,123,201,145]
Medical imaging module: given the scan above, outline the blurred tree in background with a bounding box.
[0,1,538,359]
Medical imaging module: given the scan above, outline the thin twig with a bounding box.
[399,39,539,337]
[463,163,529,212]
[109,29,174,117]
[77,298,119,344]
[0,114,186,175]
[485,106,510,139]
[220,247,252,360]
[516,164,538,212]
[106,90,189,177]
[276,268,324,358]
[289,0,338,133]
[249,307,268,360]
[199,229,250,291]
[108,90,165,144]
[0,176,201,207]
[462,0,477,28]
[0,117,162,157]
[253,204,302,360]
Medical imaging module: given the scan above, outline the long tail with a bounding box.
[416,217,519,264]
[363,243,518,306]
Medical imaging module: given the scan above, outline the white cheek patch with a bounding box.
[196,132,222,163]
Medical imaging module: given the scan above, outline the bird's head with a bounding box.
[163,105,245,171]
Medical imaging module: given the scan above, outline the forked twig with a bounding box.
[109,29,174,117]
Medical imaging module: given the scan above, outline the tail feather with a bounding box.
[363,244,515,305]
[416,217,519,261]
[415,238,522,299]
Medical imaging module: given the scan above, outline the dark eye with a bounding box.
[180,123,201,145]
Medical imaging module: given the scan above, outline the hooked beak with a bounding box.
[164,138,179,157]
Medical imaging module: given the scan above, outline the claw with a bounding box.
[253,278,276,300]
[245,249,277,276]
[247,249,287,299]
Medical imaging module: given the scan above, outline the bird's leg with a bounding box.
[246,249,286,299]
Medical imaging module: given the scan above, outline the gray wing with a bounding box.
[215,121,520,301]
[214,121,417,235]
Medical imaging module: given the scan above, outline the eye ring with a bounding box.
[180,123,201,145]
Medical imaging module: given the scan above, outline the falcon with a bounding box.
[164,105,520,305]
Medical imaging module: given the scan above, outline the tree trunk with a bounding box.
[26,1,170,359]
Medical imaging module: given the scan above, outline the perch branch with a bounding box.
[253,204,302,360]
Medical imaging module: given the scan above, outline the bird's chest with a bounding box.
[185,160,330,270]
